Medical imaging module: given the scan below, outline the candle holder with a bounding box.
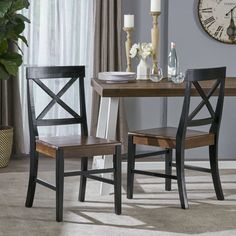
[123,27,134,72]
[150,11,161,75]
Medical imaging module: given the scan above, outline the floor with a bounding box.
[0,155,236,236]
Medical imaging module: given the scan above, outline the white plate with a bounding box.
[98,71,136,82]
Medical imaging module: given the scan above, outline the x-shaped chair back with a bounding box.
[26,66,88,144]
[177,67,226,143]
[25,66,122,222]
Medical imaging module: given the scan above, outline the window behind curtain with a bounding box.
[19,0,94,154]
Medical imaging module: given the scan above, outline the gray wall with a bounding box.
[168,0,236,159]
[122,0,236,159]
[122,0,166,153]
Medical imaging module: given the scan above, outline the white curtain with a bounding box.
[19,0,94,154]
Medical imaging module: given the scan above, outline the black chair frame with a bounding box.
[25,66,121,221]
[127,67,226,209]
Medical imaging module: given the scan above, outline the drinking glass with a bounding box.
[150,66,163,82]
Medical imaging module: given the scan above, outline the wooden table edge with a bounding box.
[91,77,236,97]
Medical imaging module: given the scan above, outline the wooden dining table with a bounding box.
[91,77,236,195]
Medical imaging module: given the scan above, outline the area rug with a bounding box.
[0,170,236,236]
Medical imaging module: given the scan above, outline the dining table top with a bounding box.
[91,77,236,97]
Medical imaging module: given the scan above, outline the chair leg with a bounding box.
[25,150,39,208]
[165,149,173,191]
[127,135,136,199]
[176,146,189,209]
[209,144,224,200]
[79,157,88,202]
[56,148,64,222]
[114,145,122,215]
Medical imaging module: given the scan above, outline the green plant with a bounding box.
[0,0,30,80]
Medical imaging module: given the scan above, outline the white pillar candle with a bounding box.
[124,15,134,28]
[151,0,161,12]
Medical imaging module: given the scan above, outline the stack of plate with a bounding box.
[98,72,136,83]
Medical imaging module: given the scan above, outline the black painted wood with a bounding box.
[33,78,80,120]
[56,148,64,222]
[64,168,115,177]
[165,149,172,191]
[26,66,85,79]
[37,77,78,119]
[188,79,220,122]
[78,157,88,202]
[209,144,224,200]
[114,145,122,215]
[85,175,114,185]
[172,163,211,173]
[25,66,122,222]
[135,150,167,159]
[133,170,177,180]
[127,134,135,199]
[36,178,56,191]
[25,148,38,207]
[127,67,226,209]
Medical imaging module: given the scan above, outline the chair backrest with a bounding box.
[176,67,226,145]
[26,66,88,143]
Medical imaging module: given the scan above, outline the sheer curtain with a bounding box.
[19,0,94,154]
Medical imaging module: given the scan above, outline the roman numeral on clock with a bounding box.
[214,26,224,37]
[201,8,213,13]
[204,16,216,28]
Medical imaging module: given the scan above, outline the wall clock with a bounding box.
[198,0,236,44]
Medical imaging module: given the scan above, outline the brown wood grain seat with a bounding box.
[129,127,215,149]
[127,67,226,209]
[36,135,120,158]
[25,66,122,222]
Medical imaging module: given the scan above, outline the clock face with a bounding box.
[198,0,236,44]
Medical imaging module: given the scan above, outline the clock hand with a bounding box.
[226,6,236,16]
[226,10,235,40]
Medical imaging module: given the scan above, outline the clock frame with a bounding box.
[198,0,236,44]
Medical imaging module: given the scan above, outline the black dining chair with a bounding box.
[127,67,226,209]
[25,66,122,222]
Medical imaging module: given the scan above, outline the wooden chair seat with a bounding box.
[36,135,120,158]
[129,127,215,149]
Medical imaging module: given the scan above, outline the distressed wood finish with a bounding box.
[36,135,119,158]
[131,127,215,149]
[92,77,236,97]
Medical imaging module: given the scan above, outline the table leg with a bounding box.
[92,97,110,169]
[94,97,119,195]
[101,97,119,195]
